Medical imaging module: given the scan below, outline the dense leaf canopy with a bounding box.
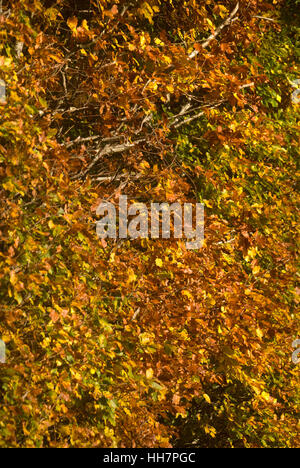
[0,0,299,447]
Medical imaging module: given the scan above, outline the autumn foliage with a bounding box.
[0,0,299,447]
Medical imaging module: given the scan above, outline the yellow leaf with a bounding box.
[49,54,64,63]
[139,160,150,170]
[204,425,216,437]
[45,7,60,21]
[67,16,78,31]
[9,271,18,286]
[206,18,214,28]
[1,334,10,343]
[59,425,70,435]
[182,290,193,299]
[139,332,154,346]
[162,55,172,65]
[204,199,213,208]
[149,81,158,91]
[140,2,154,24]
[261,391,270,401]
[82,19,89,31]
[155,258,163,267]
[203,393,211,404]
[127,268,137,283]
[140,33,147,48]
[3,180,15,192]
[247,247,257,259]
[146,368,153,379]
[48,220,55,230]
[154,38,164,46]
[14,291,22,304]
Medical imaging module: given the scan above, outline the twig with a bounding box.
[252,16,278,23]
[215,238,235,246]
[132,308,140,320]
[239,82,254,89]
[61,70,67,95]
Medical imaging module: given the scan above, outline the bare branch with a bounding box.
[94,173,141,182]
[189,2,240,59]
[170,81,254,129]
[72,139,145,180]
[65,134,122,148]
[172,110,205,129]
[239,82,255,89]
